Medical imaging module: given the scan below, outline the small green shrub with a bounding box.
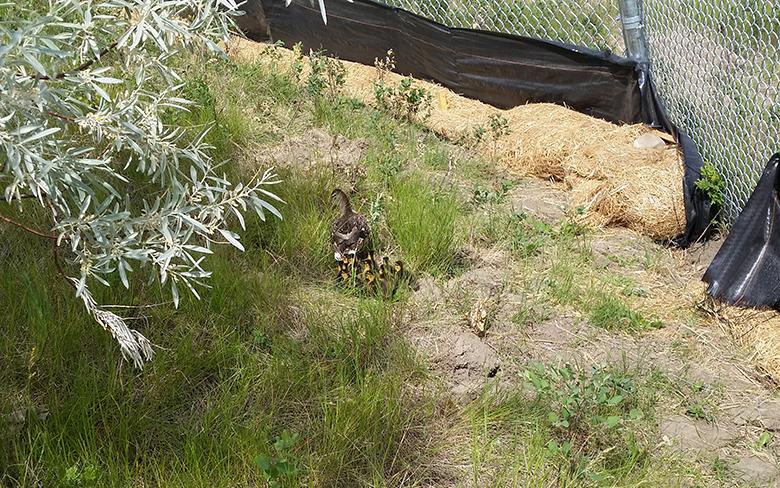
[695,162,726,208]
[507,212,555,257]
[488,113,511,160]
[306,50,347,101]
[525,363,641,434]
[374,78,433,123]
[525,363,648,479]
[685,402,714,422]
[471,179,513,206]
[373,55,433,125]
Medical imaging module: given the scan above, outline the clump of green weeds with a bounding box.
[511,300,550,328]
[476,210,588,259]
[488,113,511,160]
[254,431,300,488]
[507,212,555,257]
[373,50,432,123]
[290,42,305,82]
[525,363,648,479]
[63,463,98,487]
[471,179,513,206]
[695,162,725,209]
[306,49,347,101]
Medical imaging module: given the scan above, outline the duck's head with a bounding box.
[331,188,351,215]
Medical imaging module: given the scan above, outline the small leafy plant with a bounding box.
[63,463,98,487]
[254,431,300,488]
[291,42,305,82]
[306,49,347,101]
[471,179,513,206]
[524,363,647,478]
[525,363,641,435]
[372,51,431,123]
[374,77,433,123]
[507,212,555,257]
[695,162,726,208]
[685,402,714,422]
[487,113,511,160]
[755,431,774,450]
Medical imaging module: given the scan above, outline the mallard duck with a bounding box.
[330,188,371,262]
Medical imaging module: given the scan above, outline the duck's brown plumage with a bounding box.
[330,188,371,260]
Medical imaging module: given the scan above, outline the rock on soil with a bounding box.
[449,332,501,401]
[633,133,667,150]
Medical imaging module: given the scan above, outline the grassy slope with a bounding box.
[0,50,741,487]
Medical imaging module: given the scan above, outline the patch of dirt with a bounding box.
[255,128,369,190]
[684,236,724,274]
[660,415,739,450]
[732,456,780,486]
[505,179,568,224]
[406,182,780,485]
[589,227,656,271]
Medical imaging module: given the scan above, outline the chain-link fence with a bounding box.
[383,0,780,223]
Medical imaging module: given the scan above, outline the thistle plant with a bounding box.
[0,0,336,368]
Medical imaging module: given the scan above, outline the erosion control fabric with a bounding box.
[704,154,780,311]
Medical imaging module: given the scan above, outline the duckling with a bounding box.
[376,257,409,296]
[330,188,371,262]
[337,258,351,282]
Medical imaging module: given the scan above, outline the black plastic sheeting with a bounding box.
[246,0,715,246]
[703,154,780,310]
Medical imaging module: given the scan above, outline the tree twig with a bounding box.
[0,212,56,240]
[34,41,119,81]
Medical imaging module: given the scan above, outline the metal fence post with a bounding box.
[618,0,649,62]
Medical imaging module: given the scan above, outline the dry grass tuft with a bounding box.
[715,307,780,386]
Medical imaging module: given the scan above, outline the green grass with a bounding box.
[386,177,460,276]
[588,293,663,333]
[0,220,432,486]
[0,55,438,487]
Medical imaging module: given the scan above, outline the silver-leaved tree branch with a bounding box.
[0,0,335,368]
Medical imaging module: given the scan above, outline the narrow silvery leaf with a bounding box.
[118,260,130,289]
[218,228,244,251]
[171,279,179,308]
[257,198,283,220]
[231,205,245,230]
[20,127,60,144]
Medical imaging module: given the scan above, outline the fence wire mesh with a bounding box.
[644,1,780,222]
[382,0,780,224]
[383,1,624,54]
